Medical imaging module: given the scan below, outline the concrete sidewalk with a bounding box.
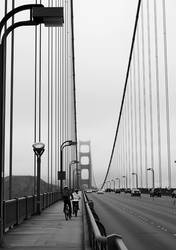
[3,200,84,249]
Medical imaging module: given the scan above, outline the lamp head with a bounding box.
[32,7,64,27]
[32,142,45,157]
[70,141,77,146]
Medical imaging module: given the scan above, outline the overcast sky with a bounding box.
[1,0,176,188]
[74,0,139,186]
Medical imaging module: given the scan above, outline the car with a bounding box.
[171,190,176,198]
[131,188,141,197]
[86,189,93,193]
[97,189,104,194]
[150,188,161,197]
[125,188,131,194]
[115,188,121,194]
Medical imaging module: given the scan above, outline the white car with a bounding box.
[86,189,93,193]
[97,190,104,194]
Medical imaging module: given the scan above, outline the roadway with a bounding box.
[86,192,176,250]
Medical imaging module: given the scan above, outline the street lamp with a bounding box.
[132,173,138,189]
[116,177,120,189]
[0,4,64,243]
[111,179,115,191]
[123,175,127,189]
[59,140,77,194]
[147,168,155,189]
[32,142,45,215]
[69,160,79,189]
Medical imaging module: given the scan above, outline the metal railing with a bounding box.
[83,192,128,250]
[3,191,61,232]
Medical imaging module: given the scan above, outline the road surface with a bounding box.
[87,192,176,250]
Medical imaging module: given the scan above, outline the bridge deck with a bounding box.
[3,200,83,250]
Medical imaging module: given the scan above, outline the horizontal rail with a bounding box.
[3,191,61,232]
[83,192,128,250]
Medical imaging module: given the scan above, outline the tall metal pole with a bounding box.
[0,42,5,246]
[60,147,63,194]
[9,0,15,200]
[37,155,41,215]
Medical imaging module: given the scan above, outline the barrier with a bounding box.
[3,191,62,232]
[83,192,128,250]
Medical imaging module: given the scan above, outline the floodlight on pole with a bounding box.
[132,172,138,189]
[116,177,120,189]
[59,140,77,194]
[147,168,155,189]
[123,175,127,189]
[32,142,45,215]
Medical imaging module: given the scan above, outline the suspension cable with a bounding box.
[101,0,141,189]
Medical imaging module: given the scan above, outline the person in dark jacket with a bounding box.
[62,186,73,216]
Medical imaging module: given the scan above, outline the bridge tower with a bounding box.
[79,141,92,189]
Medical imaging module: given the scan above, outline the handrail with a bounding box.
[83,192,128,250]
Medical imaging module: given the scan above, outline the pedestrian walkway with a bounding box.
[3,199,83,250]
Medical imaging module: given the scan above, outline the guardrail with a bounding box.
[3,191,61,232]
[83,192,128,250]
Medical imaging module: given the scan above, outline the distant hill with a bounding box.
[4,175,58,200]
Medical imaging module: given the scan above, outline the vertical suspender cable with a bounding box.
[162,0,171,188]
[58,0,61,190]
[154,0,162,187]
[147,1,154,185]
[71,0,78,185]
[66,1,69,185]
[125,103,128,187]
[38,0,42,142]
[3,0,8,201]
[141,1,148,188]
[9,0,15,200]
[51,0,53,190]
[47,0,51,191]
[55,0,58,188]
[130,69,134,188]
[127,88,131,188]
[62,0,64,184]
[58,0,62,190]
[133,50,138,180]
[65,0,68,184]
[137,28,143,188]
[34,0,38,195]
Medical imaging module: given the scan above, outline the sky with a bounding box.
[74,0,139,186]
[1,0,176,189]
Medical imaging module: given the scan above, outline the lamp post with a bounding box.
[116,177,120,189]
[32,142,45,215]
[123,175,127,189]
[59,140,77,194]
[69,160,79,189]
[111,179,115,191]
[0,4,64,244]
[107,180,111,190]
[147,168,155,189]
[132,173,138,189]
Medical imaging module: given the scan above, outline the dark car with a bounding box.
[171,190,176,198]
[131,188,141,197]
[150,188,161,197]
[115,188,121,194]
